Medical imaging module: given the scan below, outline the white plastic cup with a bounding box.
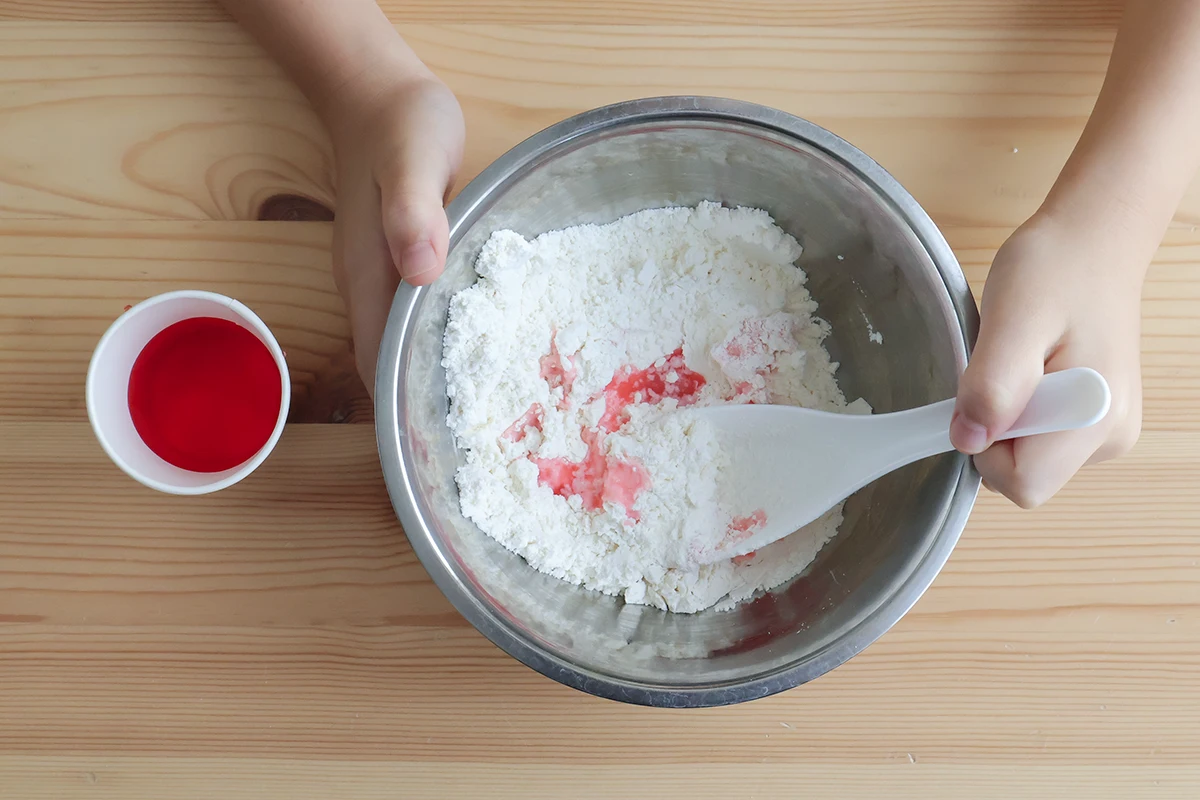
[86,290,291,495]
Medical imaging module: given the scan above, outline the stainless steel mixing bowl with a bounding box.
[376,97,980,707]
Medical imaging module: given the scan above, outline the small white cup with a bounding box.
[86,290,291,495]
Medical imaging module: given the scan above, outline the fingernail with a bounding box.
[399,240,439,282]
[950,413,989,455]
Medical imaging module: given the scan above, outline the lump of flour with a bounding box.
[442,202,861,613]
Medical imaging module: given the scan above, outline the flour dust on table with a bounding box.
[443,203,869,613]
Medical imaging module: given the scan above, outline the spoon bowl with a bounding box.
[696,367,1111,563]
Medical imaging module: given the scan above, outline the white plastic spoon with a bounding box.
[693,367,1111,564]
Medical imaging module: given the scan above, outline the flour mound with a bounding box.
[443,203,857,613]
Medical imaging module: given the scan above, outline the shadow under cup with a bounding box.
[381,100,979,706]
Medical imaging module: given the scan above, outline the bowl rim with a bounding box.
[375,95,981,707]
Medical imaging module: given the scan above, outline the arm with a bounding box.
[1044,0,1200,279]
[220,0,430,125]
[951,0,1200,506]
[219,0,465,389]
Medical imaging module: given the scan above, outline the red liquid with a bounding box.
[502,343,709,522]
[533,429,649,522]
[726,510,768,565]
[128,317,282,473]
[538,331,577,410]
[502,402,545,443]
[598,347,706,432]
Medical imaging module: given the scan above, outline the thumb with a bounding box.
[377,147,454,287]
[952,289,1058,455]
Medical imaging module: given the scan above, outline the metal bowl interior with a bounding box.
[377,98,979,706]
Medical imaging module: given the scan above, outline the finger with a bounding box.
[333,201,397,396]
[346,253,399,397]
[951,283,1063,455]
[975,426,1102,509]
[377,138,455,286]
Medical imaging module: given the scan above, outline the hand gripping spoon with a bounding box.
[693,367,1111,564]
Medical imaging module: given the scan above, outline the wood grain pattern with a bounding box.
[1,223,1196,429]
[0,220,361,422]
[1,422,1198,634]
[10,22,1188,229]
[3,1,1199,796]
[0,23,331,220]
[3,759,1196,800]
[0,0,1125,27]
[0,423,450,628]
[1,425,1198,765]
[1,627,1197,760]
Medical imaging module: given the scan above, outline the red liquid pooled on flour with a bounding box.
[128,317,282,473]
[598,347,706,432]
[508,343,708,522]
[726,510,768,565]
[502,403,545,443]
[539,332,577,410]
[533,429,649,522]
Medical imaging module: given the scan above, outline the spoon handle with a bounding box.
[997,367,1112,441]
[879,367,1112,467]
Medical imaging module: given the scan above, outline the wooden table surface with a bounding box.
[2,1,1200,797]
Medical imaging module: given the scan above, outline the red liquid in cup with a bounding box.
[128,317,283,473]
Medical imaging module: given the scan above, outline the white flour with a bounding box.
[443,203,861,613]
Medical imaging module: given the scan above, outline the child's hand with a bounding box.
[946,0,1200,508]
[949,211,1144,507]
[213,0,466,393]
[327,77,464,391]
